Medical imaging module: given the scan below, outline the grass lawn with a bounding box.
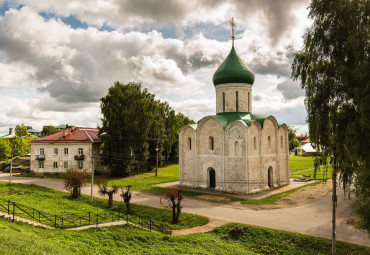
[0,182,208,230]
[0,219,368,255]
[291,165,333,180]
[289,155,316,172]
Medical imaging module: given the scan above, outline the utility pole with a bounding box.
[9,149,13,185]
[155,139,159,177]
[90,148,95,204]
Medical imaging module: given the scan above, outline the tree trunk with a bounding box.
[125,202,131,214]
[108,193,114,208]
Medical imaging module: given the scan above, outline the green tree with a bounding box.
[11,138,30,157]
[41,125,60,137]
[292,0,369,236]
[288,126,301,151]
[100,82,157,176]
[0,138,11,161]
[15,123,28,138]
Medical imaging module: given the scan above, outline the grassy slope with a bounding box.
[0,182,208,230]
[0,220,368,255]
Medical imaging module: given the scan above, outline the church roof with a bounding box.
[195,112,283,130]
[212,46,255,86]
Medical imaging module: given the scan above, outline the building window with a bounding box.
[253,137,257,150]
[78,148,83,155]
[188,137,192,150]
[280,136,283,149]
[268,136,271,147]
[64,148,68,155]
[53,162,58,168]
[78,162,83,169]
[222,92,225,112]
[53,148,58,155]
[39,161,44,169]
[64,162,68,169]
[235,141,239,156]
[209,136,214,150]
[40,148,44,155]
[236,91,239,112]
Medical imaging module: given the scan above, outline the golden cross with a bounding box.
[229,17,236,44]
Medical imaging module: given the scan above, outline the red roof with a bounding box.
[29,127,101,144]
[296,134,309,139]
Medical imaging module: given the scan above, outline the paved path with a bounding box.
[0,175,369,247]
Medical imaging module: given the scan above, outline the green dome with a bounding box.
[213,46,255,86]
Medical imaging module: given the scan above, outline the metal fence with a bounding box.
[0,198,171,234]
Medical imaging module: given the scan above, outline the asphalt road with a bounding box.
[0,174,369,247]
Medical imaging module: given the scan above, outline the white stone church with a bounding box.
[179,30,290,194]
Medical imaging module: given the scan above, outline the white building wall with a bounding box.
[30,143,98,174]
[215,83,252,113]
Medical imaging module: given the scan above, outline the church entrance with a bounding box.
[209,168,216,188]
[268,166,273,188]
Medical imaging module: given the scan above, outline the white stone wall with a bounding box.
[179,116,290,195]
[215,83,252,113]
[30,143,99,174]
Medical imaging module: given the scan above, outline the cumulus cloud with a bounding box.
[276,79,304,100]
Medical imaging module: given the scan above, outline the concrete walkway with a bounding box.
[0,175,369,247]
[0,211,53,229]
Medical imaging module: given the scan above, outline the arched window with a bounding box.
[248,92,251,111]
[253,137,257,150]
[209,136,214,150]
[188,137,192,150]
[236,91,239,112]
[268,136,271,147]
[235,141,239,156]
[222,92,225,112]
[280,136,283,149]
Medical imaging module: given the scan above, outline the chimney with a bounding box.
[9,128,13,134]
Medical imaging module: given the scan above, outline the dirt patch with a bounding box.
[237,180,332,210]
[196,195,231,202]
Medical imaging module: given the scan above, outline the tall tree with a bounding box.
[15,123,28,138]
[11,138,31,157]
[288,126,300,151]
[100,82,157,176]
[0,138,11,161]
[292,0,369,239]
[41,125,60,137]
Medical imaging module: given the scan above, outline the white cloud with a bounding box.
[0,1,312,131]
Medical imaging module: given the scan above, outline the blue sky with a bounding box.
[0,0,311,134]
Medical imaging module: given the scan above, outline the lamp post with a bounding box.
[155,145,159,177]
[9,148,13,185]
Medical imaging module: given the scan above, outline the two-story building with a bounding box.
[29,127,101,174]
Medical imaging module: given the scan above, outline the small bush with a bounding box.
[63,168,88,198]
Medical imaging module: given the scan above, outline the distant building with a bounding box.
[0,128,16,140]
[179,27,289,194]
[296,134,309,142]
[27,126,41,138]
[29,127,101,174]
[295,143,317,157]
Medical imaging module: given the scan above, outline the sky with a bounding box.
[0,0,312,134]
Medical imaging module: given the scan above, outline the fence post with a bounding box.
[118,208,120,221]
[62,217,64,228]
[150,219,152,231]
[12,202,14,222]
[96,214,98,227]
[89,212,91,225]
[55,215,57,228]
[38,211,40,222]
[7,200,10,215]
[33,208,34,218]
[80,217,81,226]
[161,224,163,234]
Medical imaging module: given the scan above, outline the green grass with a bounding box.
[107,164,203,197]
[289,156,316,172]
[0,182,208,230]
[0,220,368,255]
[291,165,333,180]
